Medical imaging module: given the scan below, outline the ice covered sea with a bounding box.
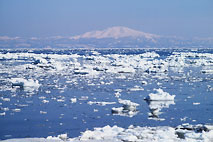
[0,48,213,141]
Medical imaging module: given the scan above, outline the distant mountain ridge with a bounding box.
[0,26,213,48]
[70,26,159,40]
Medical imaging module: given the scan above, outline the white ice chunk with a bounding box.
[40,111,47,114]
[1,107,9,111]
[141,52,160,58]
[42,100,49,103]
[87,101,116,106]
[141,81,148,85]
[2,124,213,142]
[118,99,139,111]
[193,102,200,105]
[111,99,139,117]
[128,85,144,91]
[114,92,121,98]
[79,96,88,101]
[147,100,175,121]
[0,112,6,116]
[10,78,40,92]
[12,108,21,112]
[79,125,124,141]
[146,88,175,101]
[0,97,10,102]
[70,98,77,103]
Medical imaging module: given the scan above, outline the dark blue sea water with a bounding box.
[0,48,213,140]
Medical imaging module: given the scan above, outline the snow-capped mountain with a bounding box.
[1,26,213,49]
[70,26,159,40]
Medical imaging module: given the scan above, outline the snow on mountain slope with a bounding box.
[70,26,159,40]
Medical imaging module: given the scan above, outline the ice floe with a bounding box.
[40,111,47,114]
[2,124,213,142]
[0,97,10,102]
[147,100,175,121]
[10,78,40,92]
[12,109,21,112]
[128,85,144,91]
[1,107,9,111]
[0,112,6,116]
[70,98,77,103]
[118,99,139,111]
[141,81,148,85]
[145,88,175,101]
[193,102,200,105]
[87,101,116,106]
[42,100,49,104]
[1,49,213,141]
[111,99,139,117]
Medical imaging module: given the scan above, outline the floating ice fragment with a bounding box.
[141,52,160,58]
[128,85,144,91]
[0,97,10,102]
[114,92,121,98]
[118,99,139,111]
[201,70,213,74]
[93,109,98,112]
[15,104,28,107]
[77,125,179,142]
[58,133,68,141]
[207,85,213,91]
[45,90,51,94]
[79,96,88,100]
[12,109,21,112]
[57,99,65,102]
[10,78,40,92]
[193,102,200,105]
[111,99,139,117]
[87,101,116,106]
[111,107,125,113]
[141,81,148,85]
[39,96,46,99]
[74,70,88,75]
[181,117,188,122]
[46,133,68,141]
[70,98,77,103]
[147,100,175,121]
[111,107,139,117]
[1,107,9,111]
[145,88,175,101]
[42,100,49,103]
[0,112,6,116]
[40,111,47,114]
[2,124,213,141]
[114,89,122,92]
[79,125,124,141]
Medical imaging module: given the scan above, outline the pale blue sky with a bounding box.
[0,0,212,37]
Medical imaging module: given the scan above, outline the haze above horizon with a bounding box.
[0,0,212,38]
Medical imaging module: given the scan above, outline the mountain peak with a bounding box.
[71,26,158,40]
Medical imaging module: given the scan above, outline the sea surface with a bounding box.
[0,48,213,140]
